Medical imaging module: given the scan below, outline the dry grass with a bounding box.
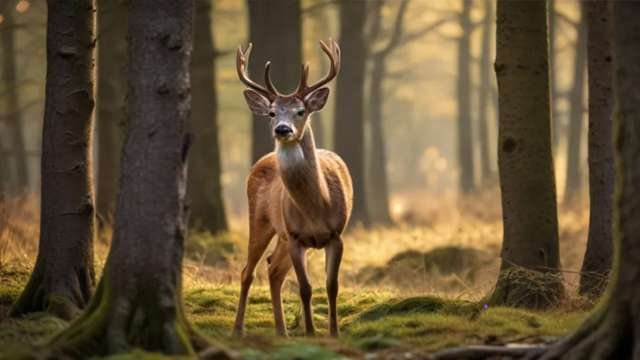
[0,190,593,358]
[0,188,591,301]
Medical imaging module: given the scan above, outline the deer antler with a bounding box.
[236,43,277,100]
[238,40,340,100]
[296,39,341,99]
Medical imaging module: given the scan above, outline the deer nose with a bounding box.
[274,125,293,137]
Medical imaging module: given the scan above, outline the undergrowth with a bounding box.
[0,192,593,358]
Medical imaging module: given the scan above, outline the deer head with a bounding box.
[237,39,341,144]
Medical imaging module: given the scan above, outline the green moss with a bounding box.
[0,313,69,347]
[0,271,588,358]
[354,296,478,322]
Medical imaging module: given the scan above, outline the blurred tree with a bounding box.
[489,0,563,309]
[248,0,301,163]
[365,0,408,225]
[477,0,494,185]
[11,0,96,320]
[305,0,330,148]
[564,9,587,204]
[0,141,10,193]
[1,0,29,191]
[457,0,474,194]
[188,0,228,234]
[50,1,229,357]
[96,0,127,224]
[548,0,561,153]
[335,0,369,226]
[527,2,640,356]
[579,0,613,299]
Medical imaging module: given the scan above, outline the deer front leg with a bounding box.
[325,236,343,337]
[289,240,315,336]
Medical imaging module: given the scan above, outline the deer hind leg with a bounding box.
[233,221,275,337]
[325,236,344,337]
[267,235,293,337]
[289,239,315,336]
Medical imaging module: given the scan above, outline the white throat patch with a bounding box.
[276,142,305,169]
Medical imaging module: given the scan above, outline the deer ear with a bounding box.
[243,89,271,116]
[304,87,330,113]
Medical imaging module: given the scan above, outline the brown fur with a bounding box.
[234,39,349,338]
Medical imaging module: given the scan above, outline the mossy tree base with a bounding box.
[10,266,92,321]
[48,278,231,359]
[488,268,564,310]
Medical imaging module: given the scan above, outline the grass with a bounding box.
[0,263,589,359]
[0,191,594,358]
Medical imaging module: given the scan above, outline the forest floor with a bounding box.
[0,191,594,359]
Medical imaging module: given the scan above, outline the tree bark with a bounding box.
[564,11,587,204]
[548,0,561,153]
[10,0,96,320]
[524,2,640,357]
[96,0,127,223]
[335,0,369,226]
[478,0,494,186]
[457,0,475,194]
[247,0,301,164]
[489,0,563,309]
[578,0,614,299]
[188,0,228,234]
[1,1,30,190]
[49,1,230,357]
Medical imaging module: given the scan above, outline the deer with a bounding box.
[232,39,352,338]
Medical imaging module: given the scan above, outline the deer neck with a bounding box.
[276,125,330,216]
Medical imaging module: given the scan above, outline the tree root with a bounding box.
[46,279,233,359]
[10,270,88,321]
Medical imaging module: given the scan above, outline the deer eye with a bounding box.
[297,109,305,117]
[268,111,276,118]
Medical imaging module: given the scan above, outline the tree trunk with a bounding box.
[478,0,494,186]
[334,0,369,226]
[187,0,228,234]
[489,0,563,309]
[49,1,229,357]
[247,0,301,163]
[1,2,30,190]
[307,4,330,149]
[10,0,96,320]
[96,0,127,224]
[367,55,393,225]
[578,0,613,299]
[457,0,475,194]
[564,12,587,204]
[548,0,561,153]
[527,2,640,357]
